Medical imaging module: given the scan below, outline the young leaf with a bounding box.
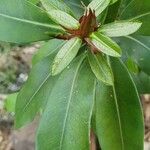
[40,0,74,16]
[88,52,114,85]
[87,0,110,17]
[47,10,80,29]
[100,21,142,37]
[0,0,65,43]
[32,39,65,65]
[36,55,96,150]
[90,32,122,57]
[52,37,82,75]
[94,58,144,150]
[15,52,58,128]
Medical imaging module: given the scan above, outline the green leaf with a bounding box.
[125,57,139,73]
[15,52,58,128]
[132,71,150,94]
[90,32,122,57]
[110,0,118,4]
[36,55,96,150]
[88,52,114,85]
[40,0,74,16]
[47,10,80,29]
[32,39,65,65]
[64,0,90,19]
[87,0,111,17]
[105,0,121,23]
[119,35,150,75]
[52,37,82,75]
[5,93,18,113]
[119,0,150,35]
[100,21,142,37]
[94,58,144,150]
[0,0,64,44]
[28,0,40,4]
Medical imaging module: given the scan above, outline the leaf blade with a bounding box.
[0,0,64,43]
[15,52,58,128]
[87,0,111,17]
[100,21,142,37]
[52,37,82,75]
[94,58,144,150]
[47,10,80,30]
[32,39,65,65]
[90,32,122,57]
[88,52,114,85]
[36,55,96,150]
[40,0,74,16]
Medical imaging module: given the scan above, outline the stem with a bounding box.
[90,130,97,150]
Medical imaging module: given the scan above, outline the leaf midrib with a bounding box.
[23,73,51,112]
[59,57,84,150]
[94,55,108,81]
[0,13,63,30]
[92,34,119,55]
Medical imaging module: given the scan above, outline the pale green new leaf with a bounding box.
[15,53,58,128]
[87,0,110,17]
[36,55,96,150]
[110,0,118,4]
[32,39,65,65]
[88,52,114,85]
[100,21,142,37]
[52,37,82,75]
[94,58,144,150]
[0,0,64,43]
[40,0,74,16]
[47,10,80,29]
[90,32,122,57]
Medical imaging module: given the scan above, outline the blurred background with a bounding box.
[0,42,150,150]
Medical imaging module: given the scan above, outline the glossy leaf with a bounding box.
[32,39,65,65]
[90,32,122,57]
[52,37,82,75]
[36,55,96,150]
[15,53,58,128]
[87,0,111,17]
[94,58,144,150]
[40,0,74,16]
[119,0,150,35]
[88,52,114,85]
[119,35,150,75]
[0,0,64,43]
[47,10,80,29]
[100,21,142,37]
